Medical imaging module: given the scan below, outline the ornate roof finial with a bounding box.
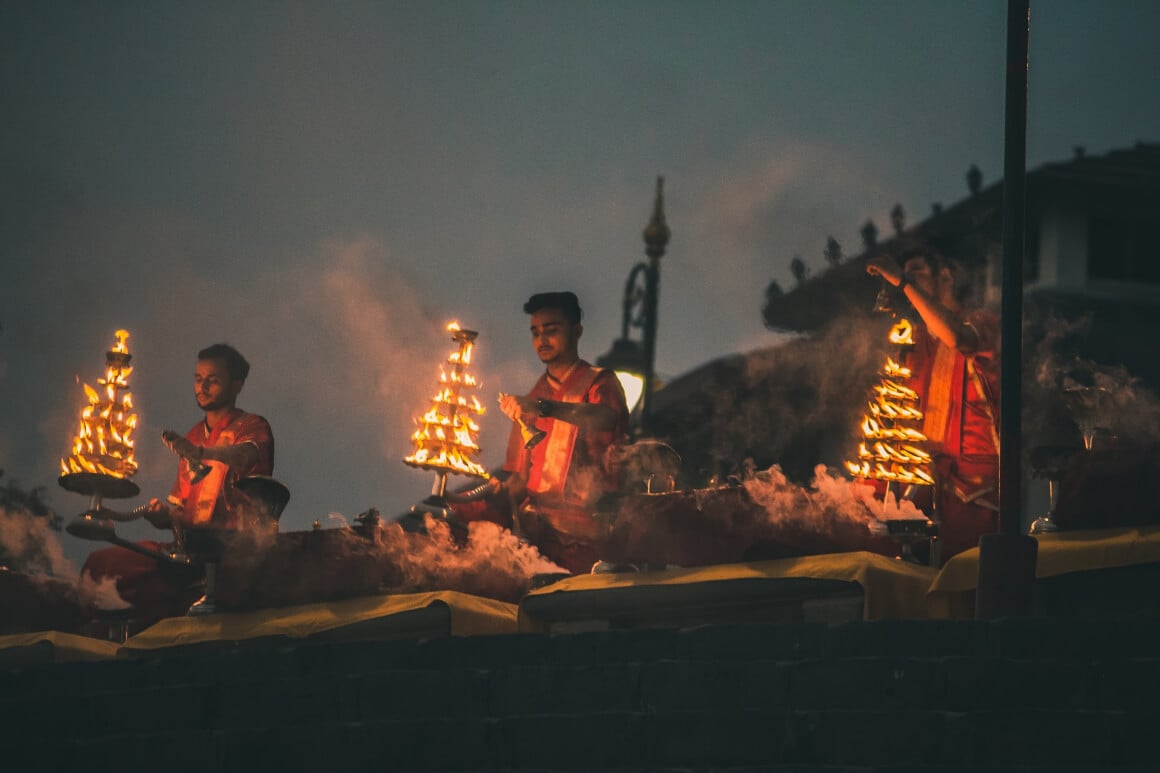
[643,176,670,261]
[966,164,983,196]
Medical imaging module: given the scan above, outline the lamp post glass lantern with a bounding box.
[599,177,669,434]
[596,336,646,414]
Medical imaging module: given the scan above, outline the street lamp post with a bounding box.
[640,176,670,433]
[598,177,670,436]
[976,0,1037,619]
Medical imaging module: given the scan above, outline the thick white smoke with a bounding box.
[77,569,131,611]
[0,504,75,578]
[375,517,567,601]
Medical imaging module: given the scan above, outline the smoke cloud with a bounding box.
[375,517,567,601]
[215,512,566,609]
[1024,311,1160,454]
[77,569,131,611]
[0,504,75,578]
[0,498,134,632]
[606,461,920,568]
[652,307,889,486]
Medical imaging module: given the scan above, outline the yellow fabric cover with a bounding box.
[0,631,121,663]
[521,551,936,627]
[927,526,1160,618]
[121,590,517,651]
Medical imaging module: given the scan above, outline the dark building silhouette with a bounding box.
[673,143,1160,490]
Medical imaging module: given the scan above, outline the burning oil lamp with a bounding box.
[848,288,938,563]
[846,316,935,502]
[59,330,143,531]
[60,333,194,568]
[404,322,490,515]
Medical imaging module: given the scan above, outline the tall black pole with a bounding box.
[640,176,670,434]
[998,0,1029,536]
[976,0,1038,619]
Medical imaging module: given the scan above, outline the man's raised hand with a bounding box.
[161,429,199,460]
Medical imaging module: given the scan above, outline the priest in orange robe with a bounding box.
[80,343,273,627]
[457,292,630,574]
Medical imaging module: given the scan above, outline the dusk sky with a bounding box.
[3,1,1159,563]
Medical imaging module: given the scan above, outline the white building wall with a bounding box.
[1038,205,1088,291]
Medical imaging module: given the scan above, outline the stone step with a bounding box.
[5,619,1160,772]
[7,618,1160,693]
[9,654,1160,738]
[8,709,1150,771]
[6,652,1157,741]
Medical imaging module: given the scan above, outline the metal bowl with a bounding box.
[58,472,140,500]
[234,475,291,522]
[883,518,936,538]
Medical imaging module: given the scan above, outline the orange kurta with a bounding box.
[80,409,274,630]
[907,308,1001,559]
[168,409,274,529]
[502,361,629,573]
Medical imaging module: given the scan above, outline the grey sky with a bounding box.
[2,1,1158,563]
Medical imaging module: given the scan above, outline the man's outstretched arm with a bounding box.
[161,430,260,469]
[498,394,620,433]
[866,256,981,354]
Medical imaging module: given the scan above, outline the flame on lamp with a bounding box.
[403,321,490,480]
[888,318,915,346]
[60,329,139,479]
[846,316,932,486]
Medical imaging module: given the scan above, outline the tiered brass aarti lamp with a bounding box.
[59,330,142,526]
[404,322,490,516]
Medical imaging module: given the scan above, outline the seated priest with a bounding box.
[454,292,630,574]
[80,343,274,628]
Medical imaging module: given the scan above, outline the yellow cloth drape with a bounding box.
[0,631,121,663]
[927,525,1160,618]
[519,551,937,630]
[121,590,518,652]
